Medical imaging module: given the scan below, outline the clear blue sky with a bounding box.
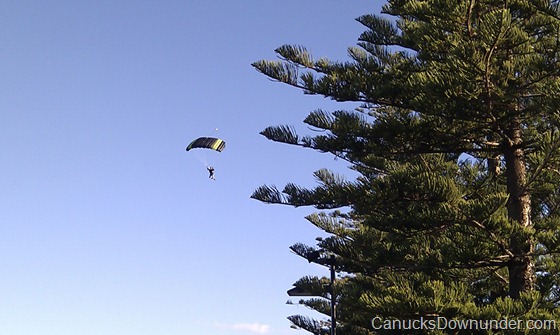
[0,1,384,334]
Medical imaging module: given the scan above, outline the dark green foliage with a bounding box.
[253,0,560,334]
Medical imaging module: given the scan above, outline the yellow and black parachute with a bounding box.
[185,137,226,152]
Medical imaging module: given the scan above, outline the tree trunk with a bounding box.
[503,119,534,299]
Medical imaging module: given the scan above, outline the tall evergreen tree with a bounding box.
[252,1,560,334]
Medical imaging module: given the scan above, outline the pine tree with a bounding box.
[252,1,560,334]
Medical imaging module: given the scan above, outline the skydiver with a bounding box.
[207,166,215,180]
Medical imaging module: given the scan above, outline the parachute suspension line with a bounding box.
[201,150,208,167]
[191,150,208,167]
[203,131,217,169]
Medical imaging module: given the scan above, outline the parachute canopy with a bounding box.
[186,137,226,152]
